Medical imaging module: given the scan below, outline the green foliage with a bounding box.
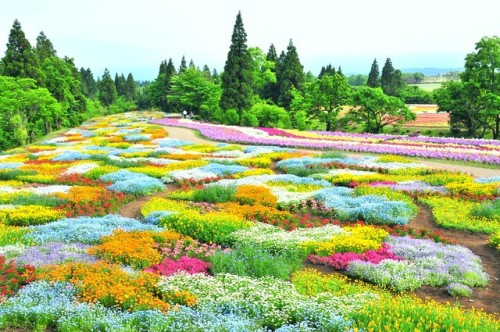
[220,12,254,119]
[436,40,500,137]
[319,151,347,159]
[221,109,240,125]
[209,244,303,280]
[241,110,259,127]
[192,184,237,203]
[293,110,309,130]
[400,85,434,104]
[381,58,406,97]
[1,20,40,82]
[349,86,415,133]
[284,166,329,177]
[108,96,137,114]
[367,58,380,88]
[35,31,56,62]
[169,67,221,120]
[98,68,117,107]
[277,39,305,109]
[0,192,67,207]
[470,199,500,220]
[250,102,290,128]
[0,76,61,149]
[305,73,351,131]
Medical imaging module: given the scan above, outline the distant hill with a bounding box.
[401,68,463,76]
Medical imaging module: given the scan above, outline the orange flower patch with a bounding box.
[88,229,188,269]
[234,185,277,207]
[37,261,170,312]
[56,186,107,203]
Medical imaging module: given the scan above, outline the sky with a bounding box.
[1,0,499,81]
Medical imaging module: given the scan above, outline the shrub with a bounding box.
[470,199,500,220]
[489,231,500,250]
[192,184,237,203]
[447,283,473,298]
[209,244,303,280]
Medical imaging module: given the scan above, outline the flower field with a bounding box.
[0,111,498,331]
[153,118,500,164]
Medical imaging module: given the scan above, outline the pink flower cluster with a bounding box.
[145,256,211,276]
[308,243,403,270]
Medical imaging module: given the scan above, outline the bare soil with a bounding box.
[410,204,499,314]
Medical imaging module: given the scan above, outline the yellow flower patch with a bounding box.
[232,168,274,179]
[445,182,499,197]
[299,225,388,256]
[266,181,324,192]
[180,144,218,153]
[236,157,272,168]
[0,205,64,226]
[141,198,190,217]
[376,154,414,163]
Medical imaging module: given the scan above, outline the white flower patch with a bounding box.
[128,157,178,165]
[270,187,324,203]
[0,204,16,210]
[0,186,17,193]
[43,136,68,144]
[27,185,72,195]
[209,150,246,158]
[62,163,100,175]
[168,169,218,181]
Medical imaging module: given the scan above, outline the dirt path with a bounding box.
[410,204,499,314]
[162,125,500,178]
[117,185,177,219]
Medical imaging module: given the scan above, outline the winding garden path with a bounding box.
[162,125,500,178]
[117,124,499,314]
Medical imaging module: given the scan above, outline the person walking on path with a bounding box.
[182,110,187,119]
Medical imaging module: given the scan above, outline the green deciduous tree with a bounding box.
[219,11,254,123]
[169,66,222,121]
[0,76,61,148]
[349,86,415,134]
[305,73,351,131]
[249,47,276,100]
[1,20,40,82]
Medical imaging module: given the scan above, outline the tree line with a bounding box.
[0,20,139,150]
[1,13,499,150]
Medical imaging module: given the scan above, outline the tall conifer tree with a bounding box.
[35,31,56,62]
[277,39,304,109]
[367,58,380,87]
[99,68,117,107]
[219,11,253,122]
[1,19,40,82]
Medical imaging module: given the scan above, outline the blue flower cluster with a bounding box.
[198,163,248,176]
[475,176,500,184]
[26,214,161,244]
[101,170,164,195]
[0,162,23,169]
[123,134,151,142]
[276,157,346,170]
[244,146,295,153]
[52,151,91,161]
[268,174,332,187]
[156,138,193,148]
[143,211,176,225]
[315,188,414,225]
